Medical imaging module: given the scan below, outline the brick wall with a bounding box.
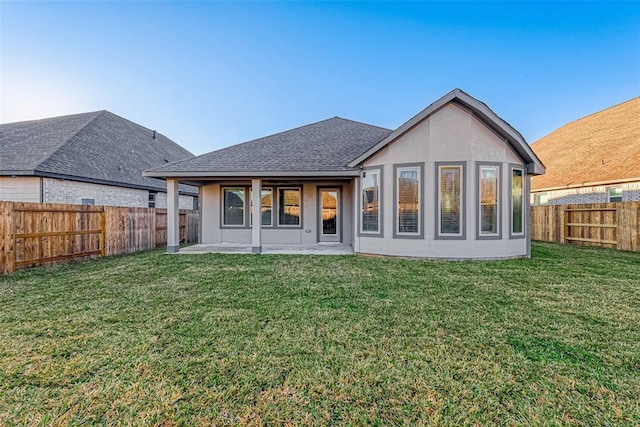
[532,181,640,205]
[43,178,195,209]
[155,192,195,210]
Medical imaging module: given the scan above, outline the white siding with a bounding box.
[0,177,41,202]
[155,192,195,210]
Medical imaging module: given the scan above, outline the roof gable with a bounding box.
[531,97,640,190]
[348,89,545,175]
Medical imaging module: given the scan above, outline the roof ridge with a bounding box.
[146,119,344,172]
[33,111,105,172]
[161,116,384,168]
[96,111,187,151]
[573,96,640,124]
[0,110,106,126]
[331,116,392,132]
[533,97,640,144]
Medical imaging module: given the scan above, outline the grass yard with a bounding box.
[1,242,639,425]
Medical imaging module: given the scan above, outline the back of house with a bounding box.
[145,89,545,259]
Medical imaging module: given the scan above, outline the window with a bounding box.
[395,164,422,237]
[609,187,623,202]
[224,185,300,228]
[82,198,95,206]
[148,191,156,208]
[361,169,381,234]
[511,167,525,236]
[250,187,273,226]
[193,197,199,211]
[534,193,548,206]
[223,188,245,226]
[278,188,301,226]
[478,164,501,238]
[437,163,464,238]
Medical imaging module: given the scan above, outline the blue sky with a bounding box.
[1,1,638,155]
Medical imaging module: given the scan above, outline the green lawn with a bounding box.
[1,242,639,426]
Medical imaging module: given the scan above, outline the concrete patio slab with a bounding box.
[177,243,354,255]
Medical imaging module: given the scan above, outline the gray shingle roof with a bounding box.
[1,111,197,194]
[147,117,392,175]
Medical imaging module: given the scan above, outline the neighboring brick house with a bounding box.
[531,97,640,205]
[0,110,198,209]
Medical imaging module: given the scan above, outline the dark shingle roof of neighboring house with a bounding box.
[0,110,197,194]
[531,97,640,191]
[147,117,393,176]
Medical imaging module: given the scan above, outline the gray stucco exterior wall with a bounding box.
[355,103,529,259]
[200,181,353,246]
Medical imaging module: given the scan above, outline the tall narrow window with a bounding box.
[511,168,524,236]
[438,164,463,237]
[395,165,421,236]
[250,187,273,226]
[278,188,301,226]
[478,165,500,236]
[223,188,245,226]
[361,169,380,234]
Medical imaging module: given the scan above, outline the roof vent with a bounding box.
[152,130,157,139]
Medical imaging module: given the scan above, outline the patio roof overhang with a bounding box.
[142,170,360,186]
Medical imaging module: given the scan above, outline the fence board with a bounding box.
[531,202,639,252]
[1,201,200,273]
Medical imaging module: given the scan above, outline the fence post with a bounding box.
[100,209,106,257]
[563,207,569,244]
[0,202,16,274]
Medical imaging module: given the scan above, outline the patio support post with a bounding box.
[251,178,262,253]
[167,178,180,253]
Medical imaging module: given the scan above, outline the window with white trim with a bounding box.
[361,169,381,234]
[608,186,623,202]
[511,168,524,235]
[534,193,548,206]
[396,165,421,235]
[438,164,463,236]
[479,165,500,236]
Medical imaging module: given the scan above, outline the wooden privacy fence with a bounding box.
[531,202,640,252]
[0,201,200,274]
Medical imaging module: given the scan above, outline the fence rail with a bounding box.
[1,201,200,274]
[531,202,639,252]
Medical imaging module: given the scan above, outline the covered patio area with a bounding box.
[178,242,354,255]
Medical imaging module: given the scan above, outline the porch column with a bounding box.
[251,178,262,253]
[167,178,180,253]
